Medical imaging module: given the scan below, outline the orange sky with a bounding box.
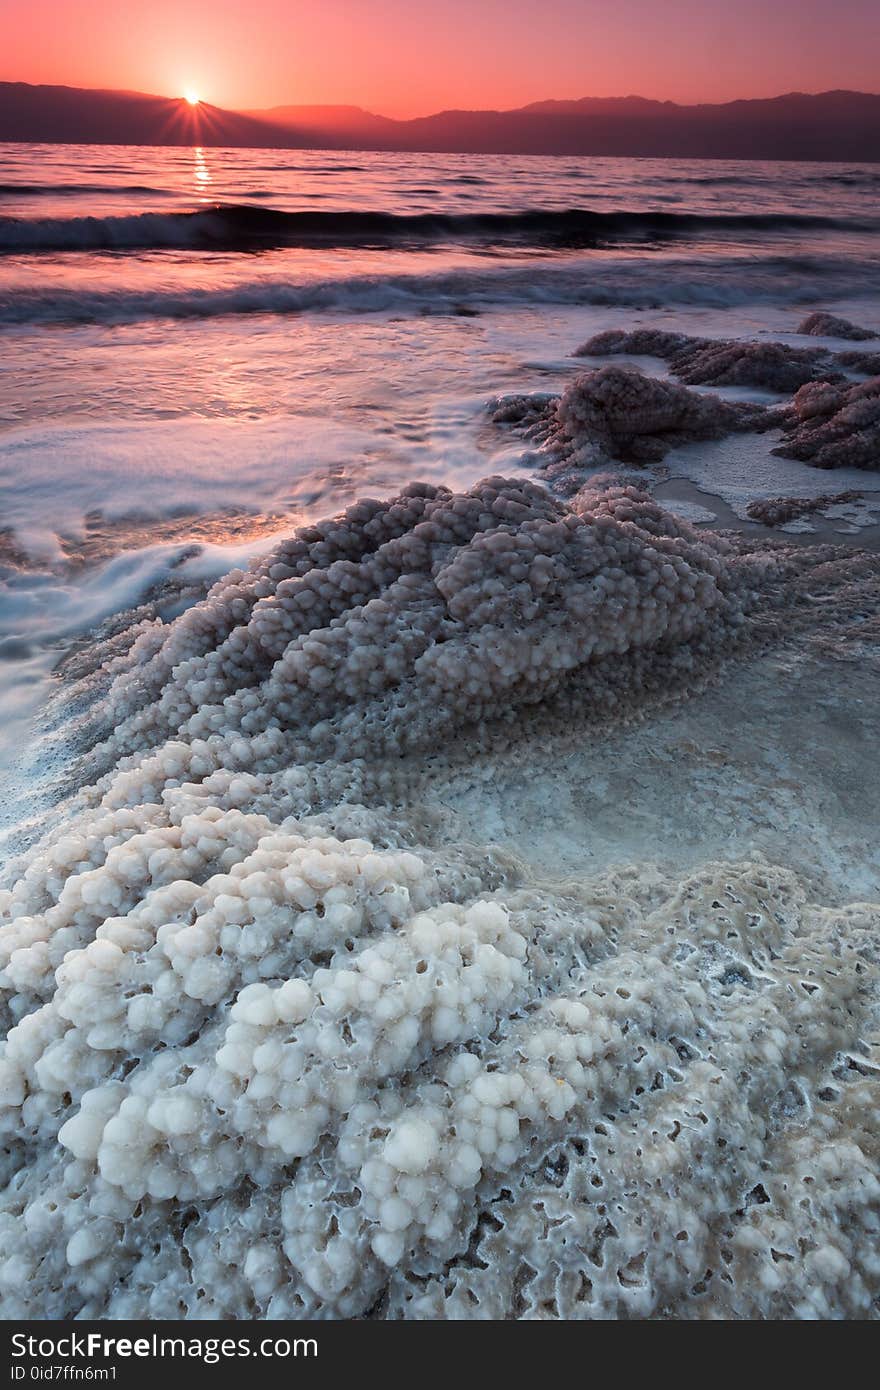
[1,0,878,117]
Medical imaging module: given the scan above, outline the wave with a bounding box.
[659,172,880,189]
[0,183,168,197]
[825,172,880,186]
[2,253,877,327]
[0,202,877,253]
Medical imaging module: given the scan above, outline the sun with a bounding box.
[183,90,201,106]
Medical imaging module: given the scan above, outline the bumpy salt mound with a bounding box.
[1,811,878,1317]
[577,329,837,393]
[553,367,759,457]
[492,366,773,489]
[774,377,880,470]
[60,476,749,784]
[797,312,877,341]
[568,366,774,456]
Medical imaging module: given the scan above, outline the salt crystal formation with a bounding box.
[1,478,878,1321]
[577,329,838,393]
[74,475,749,776]
[796,312,877,341]
[496,341,880,485]
[2,821,878,1319]
[554,367,765,455]
[492,365,773,489]
[551,367,762,462]
[773,377,880,470]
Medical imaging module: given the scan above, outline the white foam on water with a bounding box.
[0,416,406,546]
[3,251,879,327]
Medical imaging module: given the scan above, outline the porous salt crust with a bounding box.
[2,817,878,1318]
[576,329,838,393]
[491,366,775,492]
[773,377,880,471]
[796,312,877,341]
[2,479,879,1321]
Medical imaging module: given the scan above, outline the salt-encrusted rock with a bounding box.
[773,377,880,470]
[577,328,839,393]
[58,475,751,779]
[492,365,775,490]
[797,312,877,341]
[554,366,769,455]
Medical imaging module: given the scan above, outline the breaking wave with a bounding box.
[1,203,876,253]
[2,253,878,327]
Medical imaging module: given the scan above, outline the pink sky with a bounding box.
[1,0,878,117]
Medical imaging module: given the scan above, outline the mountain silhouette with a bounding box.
[0,82,878,160]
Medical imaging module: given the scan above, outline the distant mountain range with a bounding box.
[1,83,879,160]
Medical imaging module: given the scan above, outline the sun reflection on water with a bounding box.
[193,146,212,200]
